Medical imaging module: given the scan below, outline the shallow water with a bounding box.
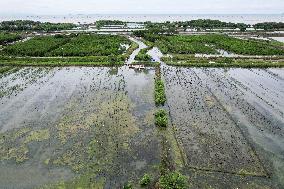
[162,66,284,188]
[0,66,161,189]
[0,66,284,188]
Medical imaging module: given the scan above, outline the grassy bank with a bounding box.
[0,60,122,67]
[0,66,13,74]
[163,56,284,68]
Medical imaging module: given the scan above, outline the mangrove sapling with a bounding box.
[155,109,168,127]
[159,171,188,189]
[123,182,133,189]
[139,173,151,187]
[154,66,166,106]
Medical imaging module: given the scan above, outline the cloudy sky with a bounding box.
[0,0,283,15]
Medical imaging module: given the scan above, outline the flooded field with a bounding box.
[163,66,284,188]
[0,66,166,188]
[0,66,284,188]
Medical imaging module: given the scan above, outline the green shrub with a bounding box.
[139,174,151,187]
[159,171,188,189]
[155,79,166,106]
[123,182,133,189]
[155,109,168,127]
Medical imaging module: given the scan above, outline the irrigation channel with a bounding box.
[0,39,283,188]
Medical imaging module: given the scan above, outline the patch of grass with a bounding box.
[134,46,153,61]
[159,171,188,189]
[139,173,151,187]
[155,109,168,128]
[40,175,106,189]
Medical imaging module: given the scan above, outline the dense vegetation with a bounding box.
[254,22,284,31]
[149,34,284,56]
[2,34,131,57]
[3,35,71,56]
[142,20,284,33]
[175,19,248,31]
[50,34,131,56]
[0,20,75,32]
[0,33,21,45]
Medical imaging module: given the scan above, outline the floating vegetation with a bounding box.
[0,67,163,188]
[0,128,50,163]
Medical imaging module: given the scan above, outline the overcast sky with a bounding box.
[0,0,284,15]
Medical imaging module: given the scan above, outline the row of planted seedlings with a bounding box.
[123,65,188,189]
[142,65,188,189]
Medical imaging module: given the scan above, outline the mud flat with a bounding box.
[0,65,283,188]
[162,66,284,188]
[0,66,163,189]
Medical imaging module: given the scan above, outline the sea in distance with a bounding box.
[0,14,283,24]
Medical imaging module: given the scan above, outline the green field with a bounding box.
[2,35,70,56]
[153,34,284,56]
[49,34,131,56]
[0,33,21,45]
[0,34,137,66]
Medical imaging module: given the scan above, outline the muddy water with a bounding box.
[1,65,284,188]
[162,66,284,188]
[0,66,160,189]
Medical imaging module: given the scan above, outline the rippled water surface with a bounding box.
[0,66,283,188]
